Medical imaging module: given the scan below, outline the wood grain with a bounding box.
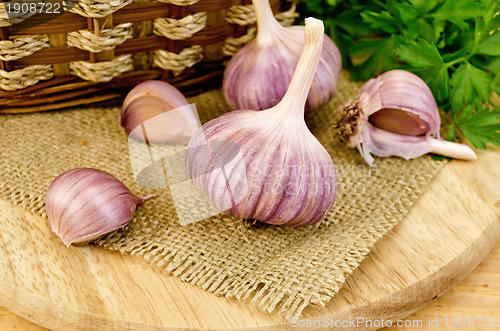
[0,148,499,330]
[3,242,500,331]
[398,243,500,330]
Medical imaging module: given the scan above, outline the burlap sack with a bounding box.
[0,71,444,317]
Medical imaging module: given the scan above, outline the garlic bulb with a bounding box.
[120,80,199,143]
[338,69,477,166]
[45,168,152,246]
[222,0,341,112]
[186,18,337,226]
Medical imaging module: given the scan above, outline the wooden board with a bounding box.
[0,148,499,330]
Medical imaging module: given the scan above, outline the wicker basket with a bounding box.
[0,0,297,113]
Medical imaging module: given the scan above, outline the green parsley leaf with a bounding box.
[447,121,457,142]
[468,65,494,101]
[411,66,450,104]
[418,18,443,42]
[451,63,493,111]
[395,39,444,67]
[482,0,500,26]
[484,5,500,28]
[431,154,449,161]
[395,3,419,25]
[485,56,500,73]
[476,31,500,56]
[325,0,341,6]
[349,37,397,80]
[457,106,500,149]
[494,75,500,96]
[360,11,399,34]
[395,39,450,103]
[407,0,439,13]
[441,24,466,48]
[430,0,485,21]
[333,10,372,37]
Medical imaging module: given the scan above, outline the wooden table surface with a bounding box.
[1,145,499,330]
[1,240,499,331]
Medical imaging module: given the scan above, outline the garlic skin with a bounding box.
[338,70,477,166]
[186,18,337,226]
[45,168,151,246]
[222,0,341,112]
[120,80,199,144]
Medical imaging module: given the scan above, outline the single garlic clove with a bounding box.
[368,108,430,136]
[222,0,341,112]
[338,69,477,166]
[45,168,152,246]
[186,18,337,227]
[120,80,198,143]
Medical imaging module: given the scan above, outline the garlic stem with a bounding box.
[253,0,283,44]
[277,18,324,117]
[367,124,477,162]
[428,139,477,160]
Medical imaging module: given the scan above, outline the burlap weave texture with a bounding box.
[0,71,444,317]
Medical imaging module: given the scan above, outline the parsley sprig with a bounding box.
[298,0,500,149]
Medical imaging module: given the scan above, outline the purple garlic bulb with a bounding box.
[338,70,477,166]
[186,18,337,226]
[222,0,341,112]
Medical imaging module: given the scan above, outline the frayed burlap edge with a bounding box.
[0,71,446,318]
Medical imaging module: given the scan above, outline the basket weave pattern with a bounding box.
[0,0,297,112]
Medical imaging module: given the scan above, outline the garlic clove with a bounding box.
[338,69,477,166]
[45,168,152,246]
[186,18,337,227]
[120,80,198,143]
[121,80,188,114]
[368,108,430,136]
[126,99,200,144]
[222,0,341,112]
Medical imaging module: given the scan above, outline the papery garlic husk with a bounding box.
[120,80,199,144]
[186,18,337,227]
[338,69,477,166]
[45,168,152,246]
[222,0,341,112]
